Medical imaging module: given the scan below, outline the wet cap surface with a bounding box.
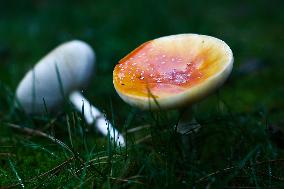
[113,34,233,109]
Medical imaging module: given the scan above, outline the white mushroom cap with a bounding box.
[16,40,95,114]
[16,40,126,146]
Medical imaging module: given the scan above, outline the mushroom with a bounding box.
[16,40,125,146]
[113,34,233,134]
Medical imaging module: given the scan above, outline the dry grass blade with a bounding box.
[73,162,109,175]
[0,153,16,157]
[254,159,284,166]
[256,169,284,181]
[196,159,284,183]
[29,157,74,181]
[135,134,152,144]
[125,124,151,134]
[109,175,145,185]
[196,166,237,183]
[4,123,74,155]
[73,154,124,175]
[89,154,122,162]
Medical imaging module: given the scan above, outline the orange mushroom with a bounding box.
[113,34,233,111]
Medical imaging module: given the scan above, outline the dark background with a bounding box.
[0,0,284,188]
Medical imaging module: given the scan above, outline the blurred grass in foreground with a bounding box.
[0,0,284,188]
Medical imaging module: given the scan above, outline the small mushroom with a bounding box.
[16,40,125,146]
[113,34,233,134]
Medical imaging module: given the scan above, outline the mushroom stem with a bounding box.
[69,91,125,147]
[176,107,201,161]
[177,107,201,134]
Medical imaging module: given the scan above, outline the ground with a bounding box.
[0,0,284,188]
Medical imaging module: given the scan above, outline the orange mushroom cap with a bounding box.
[113,34,233,110]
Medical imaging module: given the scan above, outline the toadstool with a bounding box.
[16,40,125,146]
[113,34,233,133]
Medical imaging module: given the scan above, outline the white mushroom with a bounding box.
[16,40,125,146]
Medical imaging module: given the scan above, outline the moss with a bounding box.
[0,0,284,188]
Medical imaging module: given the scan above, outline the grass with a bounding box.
[1,0,284,188]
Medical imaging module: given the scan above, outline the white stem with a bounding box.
[177,107,201,134]
[69,91,125,146]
